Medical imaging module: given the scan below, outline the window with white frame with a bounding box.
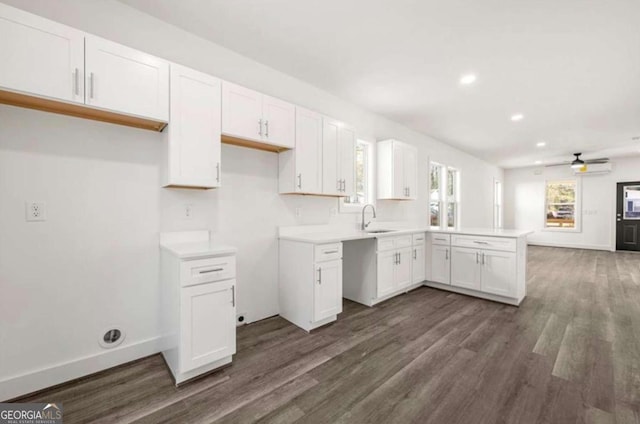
[430,162,460,228]
[545,179,579,230]
[494,179,503,229]
[341,140,374,212]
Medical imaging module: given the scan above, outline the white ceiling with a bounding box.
[119,0,640,168]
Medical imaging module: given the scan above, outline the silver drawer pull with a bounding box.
[473,241,489,245]
[199,268,224,274]
[323,250,338,254]
[435,238,447,241]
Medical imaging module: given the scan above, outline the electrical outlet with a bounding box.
[25,201,46,222]
[184,204,193,220]
[295,207,302,217]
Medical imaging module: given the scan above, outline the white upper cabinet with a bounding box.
[322,117,355,197]
[377,139,418,200]
[163,64,221,189]
[85,36,169,121]
[0,3,84,103]
[221,81,295,149]
[279,107,322,194]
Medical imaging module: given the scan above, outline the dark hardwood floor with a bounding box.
[15,246,640,423]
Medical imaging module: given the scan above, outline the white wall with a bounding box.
[0,0,502,399]
[504,157,640,251]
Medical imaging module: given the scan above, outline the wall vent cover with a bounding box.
[99,328,125,348]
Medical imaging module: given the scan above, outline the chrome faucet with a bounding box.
[361,204,377,231]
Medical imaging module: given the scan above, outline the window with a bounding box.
[623,185,640,219]
[494,179,503,229]
[545,180,578,229]
[341,140,374,212]
[430,162,460,228]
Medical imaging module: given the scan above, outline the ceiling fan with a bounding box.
[545,153,609,169]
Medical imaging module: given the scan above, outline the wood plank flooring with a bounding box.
[14,247,640,423]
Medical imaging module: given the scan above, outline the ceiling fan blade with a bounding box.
[584,158,609,164]
[544,162,571,167]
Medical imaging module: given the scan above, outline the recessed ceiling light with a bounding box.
[536,141,546,147]
[459,74,476,85]
[511,114,524,122]
[535,160,542,165]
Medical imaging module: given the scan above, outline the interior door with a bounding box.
[85,36,169,120]
[430,245,450,285]
[616,182,640,251]
[0,3,85,103]
[314,260,343,322]
[450,247,481,290]
[180,280,236,373]
[322,118,340,195]
[262,95,295,148]
[480,250,516,297]
[221,81,263,142]
[295,107,322,193]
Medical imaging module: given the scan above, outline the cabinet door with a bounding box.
[392,141,405,198]
[180,280,236,373]
[221,81,263,142]
[314,260,343,322]
[339,126,356,196]
[295,108,322,193]
[322,118,340,196]
[166,64,221,188]
[403,145,418,199]
[412,245,426,284]
[377,250,397,297]
[395,247,413,289]
[0,3,84,103]
[451,247,481,290]
[262,95,295,148]
[481,250,517,297]
[430,245,450,285]
[85,36,169,121]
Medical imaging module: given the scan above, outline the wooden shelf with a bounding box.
[0,89,167,132]
[221,135,291,153]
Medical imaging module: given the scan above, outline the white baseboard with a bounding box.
[527,241,613,251]
[0,336,164,401]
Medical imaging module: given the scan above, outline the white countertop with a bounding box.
[159,230,237,259]
[278,224,532,244]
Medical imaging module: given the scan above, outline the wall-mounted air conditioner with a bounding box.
[573,162,612,175]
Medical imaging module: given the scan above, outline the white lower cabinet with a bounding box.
[279,240,343,332]
[412,244,426,284]
[180,280,235,373]
[376,249,397,297]
[160,242,237,385]
[376,236,413,297]
[426,232,525,305]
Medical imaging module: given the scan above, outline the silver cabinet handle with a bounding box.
[73,68,79,96]
[476,252,479,264]
[89,72,94,99]
[200,268,224,274]
[297,173,302,189]
[398,252,401,264]
[482,253,486,265]
[445,248,449,260]
[216,162,220,183]
[342,179,346,192]
[323,250,338,254]
[473,241,489,245]
[231,286,235,307]
[435,238,447,241]
[258,119,263,136]
[265,120,269,138]
[318,267,322,284]
[413,249,417,260]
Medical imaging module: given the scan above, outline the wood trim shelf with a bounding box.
[0,89,167,132]
[221,135,291,153]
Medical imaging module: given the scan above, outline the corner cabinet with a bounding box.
[278,107,323,194]
[279,240,343,332]
[160,243,237,384]
[377,139,418,200]
[425,232,527,305]
[163,64,221,189]
[222,81,295,150]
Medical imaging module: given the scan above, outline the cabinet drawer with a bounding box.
[180,255,236,287]
[451,235,516,252]
[430,233,451,246]
[377,238,395,252]
[394,235,412,249]
[314,243,342,262]
[412,233,426,246]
